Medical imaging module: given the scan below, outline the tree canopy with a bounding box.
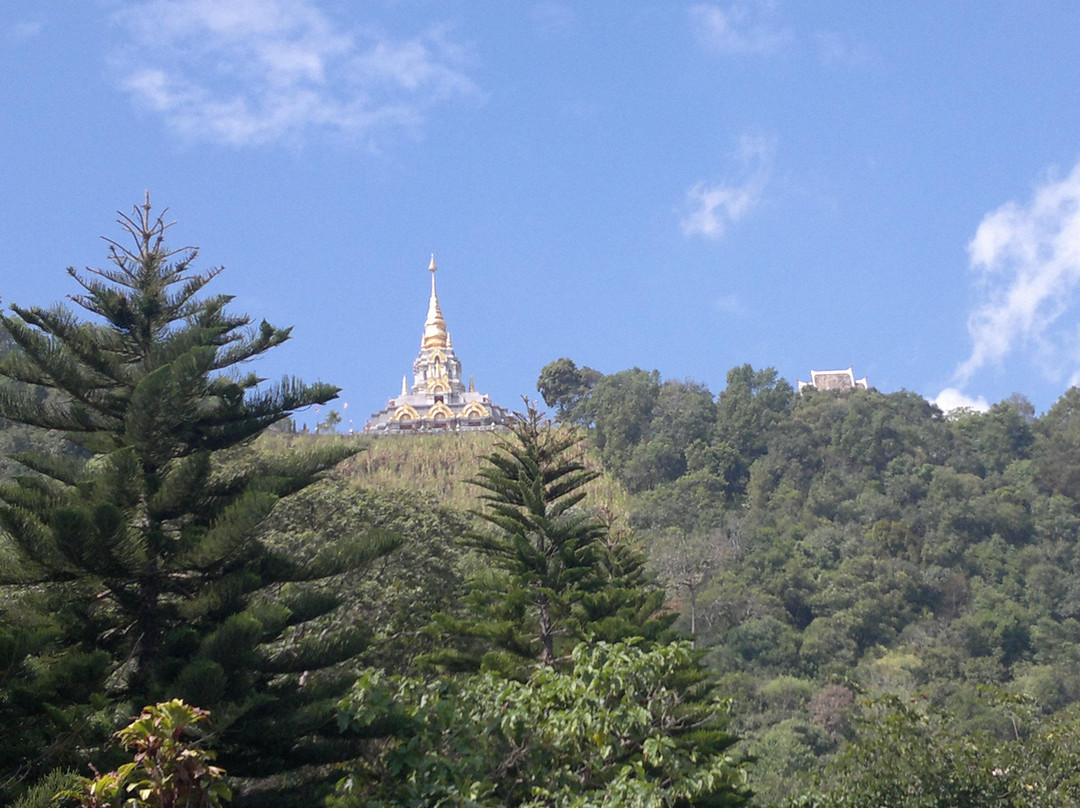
[335,406,748,807]
[0,200,389,805]
[541,357,1080,804]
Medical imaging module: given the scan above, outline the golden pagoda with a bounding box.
[364,256,512,434]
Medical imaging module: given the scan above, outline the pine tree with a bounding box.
[578,516,678,644]
[0,330,71,480]
[426,404,672,675]
[0,199,388,804]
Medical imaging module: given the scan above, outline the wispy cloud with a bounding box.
[111,0,480,146]
[690,1,791,56]
[952,162,1080,389]
[681,136,773,239]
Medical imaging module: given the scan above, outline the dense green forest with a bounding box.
[4,203,1080,807]
[538,357,1080,805]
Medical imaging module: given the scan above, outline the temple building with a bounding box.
[797,367,869,393]
[364,256,512,434]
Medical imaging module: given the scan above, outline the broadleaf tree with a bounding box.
[335,640,751,808]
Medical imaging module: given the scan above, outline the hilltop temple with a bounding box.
[364,256,512,434]
[797,367,869,393]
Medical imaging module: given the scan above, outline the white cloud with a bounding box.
[355,33,476,99]
[933,387,990,415]
[954,161,1080,387]
[682,184,757,239]
[690,1,791,56]
[111,0,479,146]
[681,136,772,239]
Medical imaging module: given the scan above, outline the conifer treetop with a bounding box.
[0,196,338,450]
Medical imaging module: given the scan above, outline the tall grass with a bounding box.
[256,429,630,521]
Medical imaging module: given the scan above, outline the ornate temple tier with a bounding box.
[364,256,512,434]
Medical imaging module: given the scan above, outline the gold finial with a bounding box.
[468,375,475,393]
[422,254,448,349]
[401,375,409,396]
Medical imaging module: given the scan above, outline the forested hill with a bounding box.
[11,203,1080,807]
[270,358,1080,803]
[538,358,1080,803]
[7,308,1080,804]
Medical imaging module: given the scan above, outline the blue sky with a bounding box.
[4,2,1080,428]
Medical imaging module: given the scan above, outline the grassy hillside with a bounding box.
[259,428,632,522]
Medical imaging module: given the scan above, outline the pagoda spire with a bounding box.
[422,254,448,349]
[363,253,512,433]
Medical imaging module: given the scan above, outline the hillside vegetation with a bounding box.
[0,200,713,806]
[279,359,1080,805]
[6,200,1080,807]
[541,358,1080,804]
[260,429,632,523]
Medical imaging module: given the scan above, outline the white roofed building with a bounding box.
[797,367,869,393]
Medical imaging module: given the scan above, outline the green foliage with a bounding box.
[0,583,115,798]
[467,405,604,667]
[792,694,1005,807]
[15,258,1080,808]
[0,330,75,482]
[793,694,1080,808]
[1034,386,1080,499]
[0,201,389,804]
[950,401,1034,477]
[0,199,347,684]
[335,640,750,808]
[714,365,795,496]
[567,367,726,494]
[425,405,668,674]
[585,368,662,483]
[579,517,678,646]
[351,405,722,805]
[61,699,231,808]
[12,769,82,808]
[543,357,1080,802]
[621,380,718,493]
[258,476,469,674]
[536,357,602,424]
